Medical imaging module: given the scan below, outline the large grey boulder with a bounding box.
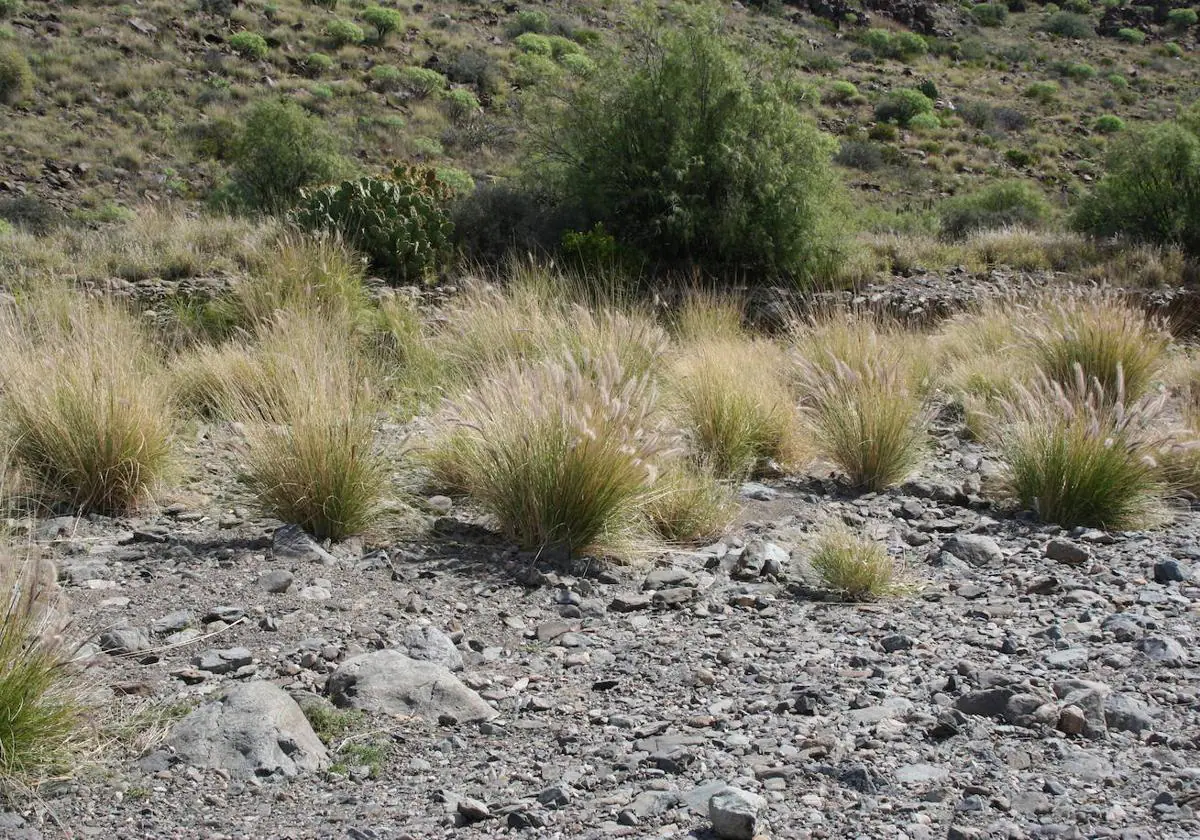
[941,535,1003,568]
[327,649,497,723]
[166,681,328,778]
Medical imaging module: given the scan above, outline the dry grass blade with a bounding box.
[0,292,173,514]
[808,526,904,601]
[642,461,736,545]
[670,289,746,345]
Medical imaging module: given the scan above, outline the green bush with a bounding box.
[0,0,23,17]
[361,5,403,40]
[442,87,479,122]
[397,66,447,97]
[509,9,550,36]
[824,79,859,104]
[229,31,269,59]
[971,3,1009,26]
[226,98,347,212]
[1024,80,1059,103]
[434,166,474,196]
[560,53,596,76]
[1116,27,1145,43]
[370,64,401,89]
[514,32,553,55]
[1093,114,1125,133]
[1062,0,1091,12]
[326,19,365,47]
[305,52,334,75]
[1073,116,1200,253]
[513,52,560,86]
[1168,7,1198,28]
[547,35,582,59]
[874,88,934,126]
[0,44,32,105]
[1042,11,1094,38]
[860,28,928,60]
[292,165,454,282]
[940,179,1050,238]
[541,20,846,283]
[908,112,941,131]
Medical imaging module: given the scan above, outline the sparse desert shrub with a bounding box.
[361,5,403,41]
[971,3,1009,26]
[1116,27,1146,43]
[994,369,1170,528]
[514,32,553,55]
[667,337,806,480]
[229,31,269,60]
[560,52,596,76]
[1024,80,1060,104]
[1168,7,1198,28]
[790,311,929,391]
[808,526,902,600]
[293,165,454,283]
[0,547,82,789]
[798,358,930,491]
[508,9,550,36]
[824,80,859,104]
[226,98,346,212]
[861,28,928,60]
[433,166,474,196]
[305,52,335,76]
[908,112,940,131]
[959,100,995,130]
[0,0,23,17]
[0,44,32,106]
[1073,118,1200,254]
[540,18,847,283]
[431,353,668,555]
[170,341,271,418]
[1042,11,1094,38]
[397,66,447,97]
[874,88,934,127]
[236,311,387,540]
[940,179,1051,238]
[326,19,365,48]
[834,140,885,171]
[439,48,502,95]
[0,294,172,514]
[1020,295,1168,401]
[513,52,561,86]
[1093,114,1125,134]
[442,88,479,123]
[547,35,582,59]
[642,461,735,544]
[370,64,401,90]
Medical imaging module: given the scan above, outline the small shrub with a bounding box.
[642,462,736,544]
[1042,11,1094,38]
[1168,7,1198,28]
[667,337,807,480]
[361,5,403,40]
[326,19,365,48]
[229,31,269,60]
[514,32,553,55]
[824,80,859,104]
[959,100,994,130]
[397,66,447,97]
[442,87,479,122]
[834,140,885,171]
[432,353,668,556]
[433,166,474,196]
[670,290,746,345]
[1093,114,1125,134]
[509,9,550,36]
[874,88,935,126]
[560,53,596,76]
[799,358,930,491]
[1024,80,1060,104]
[0,548,82,789]
[971,3,1009,26]
[513,52,560,86]
[892,31,929,60]
[940,179,1051,238]
[0,294,172,514]
[908,112,941,131]
[226,98,346,212]
[292,165,454,283]
[1116,27,1145,43]
[0,0,23,17]
[440,48,502,94]
[305,52,334,76]
[808,526,902,601]
[994,369,1170,528]
[547,35,581,59]
[1020,295,1168,401]
[237,312,386,541]
[0,44,32,105]
[369,64,401,89]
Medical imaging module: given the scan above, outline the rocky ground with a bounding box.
[2,370,1199,840]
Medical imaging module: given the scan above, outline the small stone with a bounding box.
[1138,636,1188,667]
[193,647,253,675]
[1045,538,1090,566]
[1154,559,1188,583]
[298,585,331,601]
[272,524,337,565]
[881,633,913,653]
[99,626,152,655]
[150,611,193,635]
[426,495,453,514]
[709,786,764,840]
[457,797,491,821]
[537,785,574,808]
[259,570,294,594]
[643,567,697,591]
[1057,705,1087,735]
[610,593,653,612]
[941,534,1003,567]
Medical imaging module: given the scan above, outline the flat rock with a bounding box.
[1045,538,1090,566]
[272,524,337,565]
[403,625,463,671]
[326,649,496,723]
[166,681,328,778]
[259,569,294,593]
[941,534,1003,567]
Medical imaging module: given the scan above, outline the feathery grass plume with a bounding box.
[228,232,370,329]
[1021,294,1169,402]
[568,304,669,383]
[1157,440,1200,497]
[993,365,1172,529]
[934,301,1029,438]
[235,310,387,540]
[808,525,903,601]
[170,340,271,419]
[0,292,173,514]
[789,309,930,393]
[642,461,736,544]
[432,352,669,556]
[1163,346,1200,430]
[667,337,807,480]
[799,357,931,492]
[0,546,83,792]
[670,289,746,345]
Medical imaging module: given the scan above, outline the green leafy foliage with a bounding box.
[1042,11,1094,38]
[326,19,365,47]
[361,5,403,40]
[1116,27,1145,43]
[397,66,447,97]
[940,179,1051,238]
[1093,114,1125,134]
[0,44,32,105]
[292,165,454,282]
[1073,114,1200,253]
[1168,7,1197,28]
[229,31,269,59]
[971,3,1009,26]
[874,88,934,126]
[226,98,346,212]
[542,20,846,283]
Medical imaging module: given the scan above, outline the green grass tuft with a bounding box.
[808,526,903,601]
